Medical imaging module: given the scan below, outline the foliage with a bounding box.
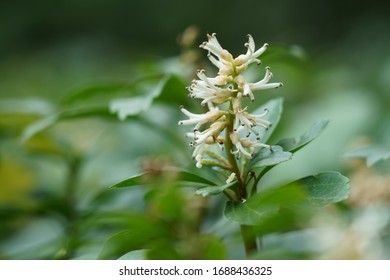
[2,27,390,260]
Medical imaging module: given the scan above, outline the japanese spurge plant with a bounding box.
[109,33,350,259]
[176,34,350,256]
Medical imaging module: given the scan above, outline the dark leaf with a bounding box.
[110,167,216,188]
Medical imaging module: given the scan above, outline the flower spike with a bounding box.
[179,33,282,170]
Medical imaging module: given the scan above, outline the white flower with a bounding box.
[178,106,226,131]
[234,35,269,67]
[226,172,236,184]
[199,33,233,66]
[230,131,253,159]
[187,71,235,106]
[249,66,283,92]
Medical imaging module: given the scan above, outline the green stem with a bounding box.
[224,109,246,199]
[240,224,257,257]
[61,156,82,259]
[225,66,257,257]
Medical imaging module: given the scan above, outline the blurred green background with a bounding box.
[1,0,390,259]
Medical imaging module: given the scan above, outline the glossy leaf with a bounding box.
[277,120,329,152]
[224,185,306,225]
[284,171,350,207]
[247,145,292,171]
[344,145,390,166]
[224,171,349,225]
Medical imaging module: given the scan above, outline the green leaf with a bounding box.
[224,185,306,225]
[117,250,148,260]
[61,74,163,106]
[110,167,216,188]
[344,145,390,167]
[251,98,283,143]
[109,75,170,120]
[98,215,169,259]
[154,75,189,105]
[21,75,176,141]
[224,171,349,225]
[0,98,54,115]
[247,145,292,171]
[21,107,115,142]
[194,234,227,260]
[225,201,277,225]
[109,96,153,121]
[285,171,350,207]
[277,120,329,153]
[195,181,236,197]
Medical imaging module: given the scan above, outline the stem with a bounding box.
[240,224,257,257]
[224,110,246,199]
[61,156,82,259]
[223,66,257,257]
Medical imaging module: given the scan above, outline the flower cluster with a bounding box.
[179,33,282,169]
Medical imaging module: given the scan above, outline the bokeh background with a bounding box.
[1,0,390,259]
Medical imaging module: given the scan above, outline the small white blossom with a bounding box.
[234,35,269,68]
[249,66,283,92]
[226,172,237,184]
[178,106,226,131]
